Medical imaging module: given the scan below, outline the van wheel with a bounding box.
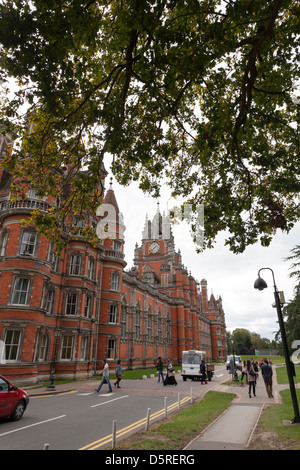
[10,400,25,421]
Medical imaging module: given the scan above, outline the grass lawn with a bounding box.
[275,365,300,384]
[116,391,235,450]
[250,388,300,450]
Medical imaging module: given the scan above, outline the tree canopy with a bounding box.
[228,328,275,355]
[0,0,299,251]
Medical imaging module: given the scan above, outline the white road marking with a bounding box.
[0,415,66,437]
[91,395,129,408]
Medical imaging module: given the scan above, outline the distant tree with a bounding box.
[250,332,271,351]
[0,0,299,251]
[231,328,253,355]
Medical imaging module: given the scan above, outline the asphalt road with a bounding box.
[0,365,228,450]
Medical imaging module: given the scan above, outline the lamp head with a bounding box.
[254,276,268,291]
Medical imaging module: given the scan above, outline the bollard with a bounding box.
[190,387,194,404]
[145,408,151,431]
[164,397,167,418]
[178,392,180,410]
[112,420,117,448]
[43,443,50,450]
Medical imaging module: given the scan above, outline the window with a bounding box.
[158,314,162,343]
[69,254,82,275]
[80,336,89,360]
[87,258,95,279]
[20,231,37,256]
[166,313,171,344]
[121,304,127,338]
[0,376,9,391]
[43,286,55,314]
[61,335,74,360]
[0,230,8,256]
[109,304,118,323]
[11,277,30,305]
[48,243,60,272]
[107,338,115,359]
[161,273,169,287]
[113,240,122,251]
[111,272,120,291]
[4,330,21,361]
[84,295,93,317]
[147,309,152,342]
[135,309,141,341]
[65,292,78,315]
[37,333,48,361]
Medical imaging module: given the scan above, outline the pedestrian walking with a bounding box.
[164,359,177,385]
[114,359,123,389]
[200,359,207,384]
[95,359,112,393]
[245,360,258,398]
[240,361,247,385]
[156,356,164,383]
[261,358,273,398]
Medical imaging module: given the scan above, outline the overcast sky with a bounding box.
[105,164,299,343]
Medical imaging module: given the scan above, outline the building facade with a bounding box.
[0,144,227,385]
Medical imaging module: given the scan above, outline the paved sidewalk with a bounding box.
[184,367,293,451]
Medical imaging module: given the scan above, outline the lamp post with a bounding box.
[254,268,300,424]
[47,327,61,390]
[231,338,239,381]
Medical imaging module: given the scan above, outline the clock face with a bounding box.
[149,242,160,253]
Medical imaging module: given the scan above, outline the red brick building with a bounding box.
[0,139,227,385]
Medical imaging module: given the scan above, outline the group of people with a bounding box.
[156,357,178,386]
[95,359,123,393]
[240,358,273,399]
[95,356,208,393]
[94,356,274,397]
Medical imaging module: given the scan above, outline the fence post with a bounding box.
[145,408,151,431]
[178,392,180,410]
[164,397,168,418]
[112,420,117,448]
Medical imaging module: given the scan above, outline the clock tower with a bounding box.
[133,204,182,290]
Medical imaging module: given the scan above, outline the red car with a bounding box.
[0,375,29,421]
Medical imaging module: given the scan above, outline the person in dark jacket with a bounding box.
[261,358,273,398]
[164,359,177,385]
[200,359,207,384]
[156,356,164,383]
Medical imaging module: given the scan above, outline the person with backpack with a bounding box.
[114,359,123,388]
[261,358,273,398]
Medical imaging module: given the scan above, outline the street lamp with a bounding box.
[231,338,239,381]
[47,327,61,390]
[254,268,300,424]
